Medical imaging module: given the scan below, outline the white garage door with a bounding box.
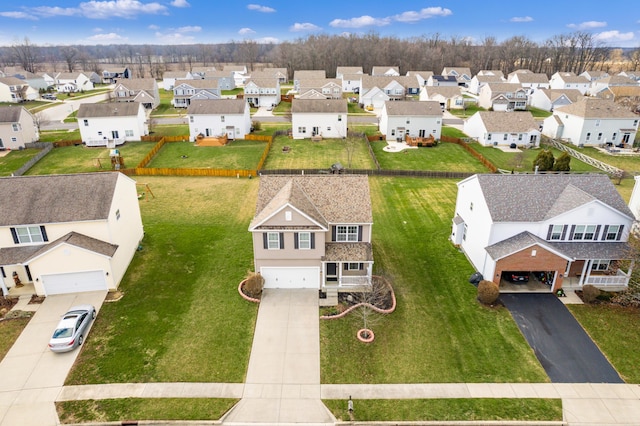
[260,267,320,289]
[42,270,107,295]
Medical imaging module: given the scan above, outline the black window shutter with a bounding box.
[310,233,315,249]
[616,225,624,240]
[294,233,299,249]
[25,265,32,281]
[546,225,553,240]
[343,263,348,271]
[561,225,568,240]
[0,266,5,278]
[279,232,284,249]
[263,233,268,249]
[569,225,576,239]
[332,226,336,242]
[10,228,18,244]
[359,263,363,270]
[601,225,609,240]
[358,225,363,242]
[594,225,601,240]
[40,226,48,242]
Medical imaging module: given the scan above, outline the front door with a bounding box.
[226,126,235,139]
[326,263,337,282]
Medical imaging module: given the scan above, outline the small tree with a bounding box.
[477,280,500,305]
[353,276,392,339]
[553,152,571,171]
[533,149,555,171]
[243,271,264,298]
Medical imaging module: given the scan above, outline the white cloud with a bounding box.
[238,27,256,35]
[78,0,168,19]
[155,31,195,44]
[247,4,275,13]
[0,11,37,20]
[392,7,452,23]
[594,30,635,43]
[567,21,607,30]
[290,22,321,32]
[31,6,79,17]
[510,16,533,23]
[175,25,201,33]
[93,27,104,32]
[85,32,128,43]
[170,0,190,7]
[257,36,279,44]
[148,24,160,30]
[330,15,390,28]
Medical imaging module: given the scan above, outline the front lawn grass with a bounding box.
[0,149,42,176]
[273,101,291,114]
[447,104,485,118]
[38,129,81,142]
[324,398,563,422]
[263,136,376,170]
[57,398,238,423]
[24,142,156,175]
[147,140,266,169]
[66,177,259,384]
[320,177,549,383]
[568,304,640,383]
[370,141,489,172]
[0,318,31,360]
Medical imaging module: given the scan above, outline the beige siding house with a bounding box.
[0,106,39,150]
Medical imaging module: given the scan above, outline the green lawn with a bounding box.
[566,145,640,173]
[263,136,376,170]
[0,318,31,360]
[149,124,189,137]
[370,141,489,172]
[527,106,553,118]
[151,90,184,116]
[0,100,48,111]
[441,126,469,139]
[147,140,266,169]
[24,142,156,175]
[0,148,42,176]
[221,88,243,96]
[38,129,81,142]
[568,304,640,383]
[348,102,370,114]
[66,177,259,385]
[320,177,549,384]
[273,101,291,114]
[447,104,485,118]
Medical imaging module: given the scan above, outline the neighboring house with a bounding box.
[441,67,472,87]
[162,71,192,91]
[40,72,57,88]
[261,67,288,83]
[402,74,423,95]
[528,89,583,112]
[340,73,364,93]
[55,72,94,93]
[336,66,363,78]
[468,74,504,95]
[189,66,216,79]
[477,70,504,79]
[451,173,635,293]
[205,70,236,91]
[293,70,326,92]
[112,78,160,109]
[405,71,434,87]
[463,111,540,146]
[77,102,148,147]
[426,75,458,87]
[379,100,442,141]
[0,77,37,103]
[359,86,389,110]
[595,86,640,109]
[102,66,131,84]
[627,175,640,221]
[243,77,280,108]
[298,78,342,99]
[359,76,407,106]
[0,172,144,296]
[580,70,609,82]
[0,106,39,150]
[508,72,550,91]
[478,83,528,111]
[589,75,639,96]
[223,65,248,86]
[291,99,347,139]
[85,71,102,85]
[172,79,221,108]
[542,98,639,146]
[187,99,250,141]
[549,72,590,95]
[12,71,50,92]
[248,175,373,295]
[371,66,400,76]
[419,86,464,110]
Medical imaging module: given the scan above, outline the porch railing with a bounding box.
[85,138,126,147]
[337,276,371,286]
[583,270,630,287]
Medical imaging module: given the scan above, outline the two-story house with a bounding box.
[0,106,39,150]
[172,79,221,108]
[112,78,160,110]
[379,100,442,141]
[589,74,639,96]
[451,173,634,293]
[293,70,326,92]
[243,77,280,108]
[508,71,550,91]
[249,175,373,299]
[549,72,590,95]
[528,89,583,112]
[162,71,192,91]
[359,76,406,108]
[467,73,504,95]
[102,66,131,84]
[187,99,251,141]
[0,172,144,296]
[291,99,347,139]
[371,66,400,76]
[77,102,148,147]
[0,77,37,103]
[54,72,94,93]
[463,111,540,147]
[298,78,343,99]
[419,86,465,110]
[478,83,528,111]
[441,67,473,87]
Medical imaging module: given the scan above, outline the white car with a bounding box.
[48,305,96,353]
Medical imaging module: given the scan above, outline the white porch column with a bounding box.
[579,260,590,286]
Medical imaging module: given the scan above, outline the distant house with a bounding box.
[223,65,248,86]
[371,66,400,76]
[54,72,94,93]
[162,71,192,91]
[580,70,609,82]
[451,173,635,293]
[528,89,583,112]
[405,71,434,87]
[298,78,343,99]
[112,78,160,109]
[340,73,364,93]
[419,86,465,110]
[172,79,221,108]
[0,77,37,103]
[248,175,373,295]
[261,67,288,84]
[293,70,326,92]
[77,102,148,147]
[0,172,144,297]
[102,66,131,84]
[589,74,639,96]
[379,100,442,141]
[426,75,458,87]
[464,111,540,147]
[243,77,280,108]
[441,67,472,87]
[508,72,550,91]
[204,70,236,91]
[360,76,407,105]
[478,83,528,111]
[549,72,590,95]
[291,99,347,139]
[542,98,639,146]
[0,106,39,150]
[187,99,250,141]
[468,74,504,95]
[336,66,363,79]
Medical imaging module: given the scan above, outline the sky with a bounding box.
[0,0,638,48]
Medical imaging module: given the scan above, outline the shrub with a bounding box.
[582,284,601,303]
[252,120,262,131]
[533,149,555,171]
[553,152,571,171]
[243,271,264,298]
[477,280,500,305]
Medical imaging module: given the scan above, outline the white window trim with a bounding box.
[336,225,358,242]
[15,226,44,244]
[267,232,280,250]
[298,232,311,250]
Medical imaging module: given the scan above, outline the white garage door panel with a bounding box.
[42,270,107,295]
[260,267,319,289]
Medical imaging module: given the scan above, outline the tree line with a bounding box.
[2,31,639,79]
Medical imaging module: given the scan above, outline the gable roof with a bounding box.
[554,97,638,119]
[336,66,363,75]
[0,106,25,123]
[372,66,399,75]
[512,73,549,84]
[539,89,583,103]
[485,83,526,94]
[601,75,638,86]
[431,75,458,83]
[245,77,278,88]
[554,72,589,84]
[384,100,441,116]
[115,78,156,92]
[174,79,218,89]
[77,102,141,118]
[422,86,463,98]
[0,172,121,226]
[472,173,633,222]
[294,70,326,80]
[291,99,347,113]
[251,175,372,228]
[485,231,572,261]
[187,99,246,115]
[0,77,27,86]
[473,111,538,132]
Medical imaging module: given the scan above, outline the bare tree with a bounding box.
[351,276,393,340]
[11,37,39,73]
[60,46,79,72]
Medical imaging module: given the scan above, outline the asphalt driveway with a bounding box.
[501,293,623,383]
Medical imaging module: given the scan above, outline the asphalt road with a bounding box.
[501,293,623,383]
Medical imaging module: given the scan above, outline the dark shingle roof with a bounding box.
[291,99,347,113]
[384,100,441,116]
[187,99,246,115]
[0,106,23,123]
[554,97,638,119]
[0,173,120,226]
[77,102,141,118]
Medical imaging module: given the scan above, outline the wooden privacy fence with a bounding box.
[244,134,273,142]
[256,135,274,170]
[141,135,188,142]
[137,137,166,168]
[132,167,256,177]
[441,136,497,173]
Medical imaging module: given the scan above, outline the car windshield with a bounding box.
[52,327,74,339]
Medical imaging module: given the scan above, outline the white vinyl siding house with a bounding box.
[291,99,347,139]
[0,106,39,150]
[379,101,442,141]
[187,99,251,140]
[464,111,540,147]
[77,102,148,146]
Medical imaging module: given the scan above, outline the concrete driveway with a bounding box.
[502,293,623,383]
[0,291,106,426]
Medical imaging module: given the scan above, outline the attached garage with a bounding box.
[260,267,320,289]
[41,270,107,295]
